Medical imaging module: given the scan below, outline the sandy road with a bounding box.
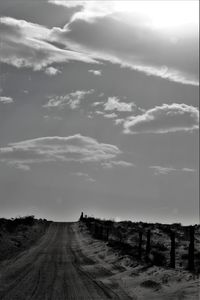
[0,223,131,300]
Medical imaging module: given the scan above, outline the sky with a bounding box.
[0,0,199,224]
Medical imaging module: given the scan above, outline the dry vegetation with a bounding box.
[0,216,51,262]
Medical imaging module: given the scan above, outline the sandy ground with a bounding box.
[0,223,131,300]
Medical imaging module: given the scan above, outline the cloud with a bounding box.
[104,97,135,112]
[115,119,125,125]
[0,17,97,72]
[10,162,31,171]
[103,113,118,119]
[93,110,118,119]
[95,110,104,115]
[92,101,104,107]
[73,172,95,182]
[149,166,176,175]
[0,96,14,104]
[48,1,86,9]
[102,160,134,168]
[88,69,102,76]
[45,66,61,76]
[43,90,94,109]
[123,103,199,134]
[181,168,196,173]
[150,165,197,175]
[43,115,62,121]
[0,134,121,170]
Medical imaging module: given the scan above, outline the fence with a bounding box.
[80,215,198,273]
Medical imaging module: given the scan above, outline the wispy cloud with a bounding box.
[88,69,102,76]
[0,96,14,104]
[95,110,104,115]
[73,172,96,182]
[181,168,196,173]
[43,90,94,109]
[102,160,134,168]
[92,101,104,107]
[150,165,197,175]
[149,166,176,175]
[123,103,199,134]
[0,134,121,170]
[43,115,62,121]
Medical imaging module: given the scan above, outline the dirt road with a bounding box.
[0,223,131,300]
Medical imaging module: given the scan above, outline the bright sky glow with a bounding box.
[114,1,198,29]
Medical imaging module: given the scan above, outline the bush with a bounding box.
[5,216,35,232]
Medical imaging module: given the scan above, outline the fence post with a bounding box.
[145,229,151,262]
[170,231,175,268]
[188,226,195,271]
[106,227,109,241]
[138,231,143,260]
